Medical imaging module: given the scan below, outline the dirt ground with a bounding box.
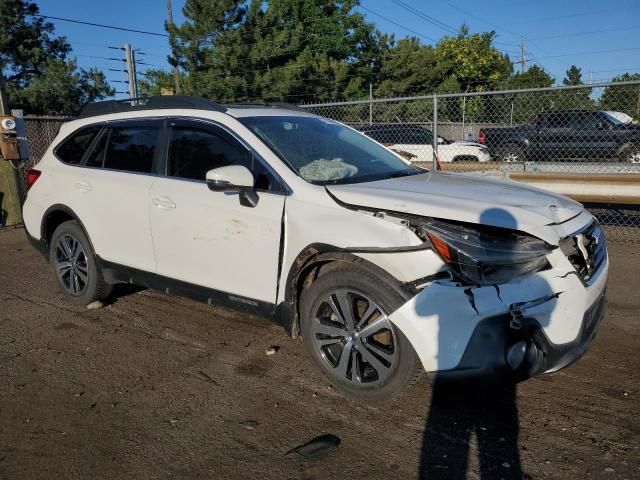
[0,227,638,480]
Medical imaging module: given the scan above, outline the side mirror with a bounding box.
[206,165,259,207]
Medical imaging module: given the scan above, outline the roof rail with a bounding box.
[78,95,227,118]
[223,101,308,113]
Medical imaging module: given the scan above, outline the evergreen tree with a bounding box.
[0,0,113,114]
[600,73,640,120]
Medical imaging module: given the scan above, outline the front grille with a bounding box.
[559,221,607,284]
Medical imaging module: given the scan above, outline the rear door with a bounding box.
[148,118,286,304]
[537,112,574,159]
[69,119,161,272]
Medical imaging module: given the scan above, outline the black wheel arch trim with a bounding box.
[498,142,528,153]
[39,204,96,260]
[617,140,640,156]
[280,242,415,338]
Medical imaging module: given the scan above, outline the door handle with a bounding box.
[74,181,92,192]
[152,197,176,210]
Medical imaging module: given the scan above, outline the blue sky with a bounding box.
[39,0,640,97]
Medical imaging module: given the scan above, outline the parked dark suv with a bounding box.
[479,110,640,163]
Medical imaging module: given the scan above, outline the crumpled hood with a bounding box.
[326,172,584,236]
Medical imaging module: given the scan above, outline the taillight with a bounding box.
[25,169,41,191]
[478,131,486,144]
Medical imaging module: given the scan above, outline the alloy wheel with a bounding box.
[54,234,89,295]
[627,151,640,164]
[503,152,520,163]
[311,289,397,386]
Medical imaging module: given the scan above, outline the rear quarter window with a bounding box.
[54,125,102,164]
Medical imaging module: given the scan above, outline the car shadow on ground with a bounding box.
[103,283,147,305]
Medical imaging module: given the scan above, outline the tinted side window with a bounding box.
[361,129,387,143]
[403,128,432,144]
[167,127,252,181]
[543,112,571,128]
[574,112,602,130]
[55,125,102,164]
[85,129,108,168]
[104,126,159,173]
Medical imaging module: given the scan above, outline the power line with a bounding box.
[34,14,169,37]
[357,5,438,43]
[437,0,518,36]
[76,54,125,62]
[432,0,560,77]
[391,1,459,35]
[527,25,640,41]
[508,10,612,26]
[590,67,640,74]
[533,47,640,60]
[64,38,170,59]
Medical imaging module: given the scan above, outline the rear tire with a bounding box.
[497,144,525,163]
[300,264,421,402]
[49,220,112,305]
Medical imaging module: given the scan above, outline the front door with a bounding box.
[149,119,286,304]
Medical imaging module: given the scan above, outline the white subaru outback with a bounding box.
[23,96,608,401]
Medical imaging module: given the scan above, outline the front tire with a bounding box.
[300,265,421,402]
[49,220,112,305]
[621,145,640,164]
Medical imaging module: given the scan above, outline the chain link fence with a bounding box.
[0,116,67,228]
[302,81,640,243]
[13,116,68,203]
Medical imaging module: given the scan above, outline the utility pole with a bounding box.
[520,38,526,74]
[167,0,181,94]
[588,70,593,84]
[0,75,8,115]
[0,72,24,226]
[124,43,139,101]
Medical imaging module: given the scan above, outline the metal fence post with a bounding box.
[432,93,438,171]
[0,75,24,226]
[369,83,373,125]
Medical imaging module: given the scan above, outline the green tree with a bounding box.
[599,73,640,120]
[563,65,583,86]
[138,69,183,96]
[171,0,389,103]
[0,0,113,114]
[503,65,554,89]
[375,38,439,98]
[555,65,592,110]
[433,26,512,93]
[486,66,556,124]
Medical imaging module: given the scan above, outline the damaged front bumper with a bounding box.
[388,247,608,381]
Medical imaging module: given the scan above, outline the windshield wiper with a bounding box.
[387,169,422,179]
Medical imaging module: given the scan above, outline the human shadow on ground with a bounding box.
[417,208,554,479]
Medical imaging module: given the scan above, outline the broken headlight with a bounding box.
[420,218,553,286]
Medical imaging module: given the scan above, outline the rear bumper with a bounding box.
[25,228,48,259]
